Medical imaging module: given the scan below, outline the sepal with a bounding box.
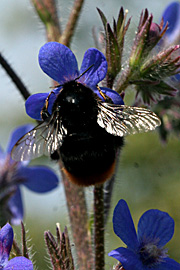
[44,224,75,270]
[130,10,168,67]
[97,7,131,87]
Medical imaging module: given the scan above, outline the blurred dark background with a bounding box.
[0,0,179,269]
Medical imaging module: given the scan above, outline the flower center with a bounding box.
[0,156,19,187]
[139,241,168,266]
[0,155,25,224]
[0,155,25,202]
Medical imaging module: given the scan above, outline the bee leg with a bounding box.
[40,90,55,121]
[96,85,113,103]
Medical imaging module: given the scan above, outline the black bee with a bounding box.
[11,75,161,186]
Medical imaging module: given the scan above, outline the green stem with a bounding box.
[94,184,105,270]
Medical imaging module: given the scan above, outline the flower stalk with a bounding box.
[31,0,61,41]
[59,0,85,47]
[31,0,85,47]
[94,184,105,270]
[60,163,93,270]
[0,53,30,100]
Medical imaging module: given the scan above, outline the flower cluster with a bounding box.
[97,6,180,105]
[0,125,59,226]
[153,1,180,141]
[0,223,33,269]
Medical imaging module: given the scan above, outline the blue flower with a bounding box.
[25,42,124,121]
[0,223,33,269]
[162,2,180,45]
[161,2,180,81]
[108,199,180,270]
[0,125,59,226]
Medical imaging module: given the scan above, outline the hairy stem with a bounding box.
[104,150,121,225]
[59,0,85,47]
[31,0,61,41]
[115,66,132,93]
[59,163,93,270]
[94,184,104,270]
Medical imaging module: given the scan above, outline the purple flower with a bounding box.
[109,199,180,270]
[25,42,124,121]
[0,125,59,226]
[0,223,33,269]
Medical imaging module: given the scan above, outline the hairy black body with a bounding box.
[50,81,123,185]
[11,79,160,186]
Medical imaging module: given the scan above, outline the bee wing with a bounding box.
[97,102,161,137]
[11,113,67,161]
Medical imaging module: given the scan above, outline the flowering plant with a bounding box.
[0,1,179,270]
[153,1,180,141]
[26,42,124,121]
[0,223,33,269]
[0,125,58,226]
[109,199,180,270]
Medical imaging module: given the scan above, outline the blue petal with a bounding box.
[175,73,180,81]
[109,247,143,270]
[162,2,180,42]
[93,87,124,105]
[113,200,139,251]
[137,209,174,247]
[0,223,13,266]
[8,187,23,225]
[25,92,49,120]
[155,258,180,270]
[7,125,34,154]
[4,257,33,270]
[39,42,79,84]
[18,166,59,193]
[79,48,107,88]
[25,87,60,120]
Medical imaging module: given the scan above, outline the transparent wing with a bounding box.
[97,102,161,137]
[11,113,67,161]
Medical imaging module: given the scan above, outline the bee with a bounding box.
[11,71,161,186]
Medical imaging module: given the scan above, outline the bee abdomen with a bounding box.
[62,159,116,186]
[59,130,124,186]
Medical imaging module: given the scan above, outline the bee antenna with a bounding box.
[50,83,63,89]
[75,64,94,81]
